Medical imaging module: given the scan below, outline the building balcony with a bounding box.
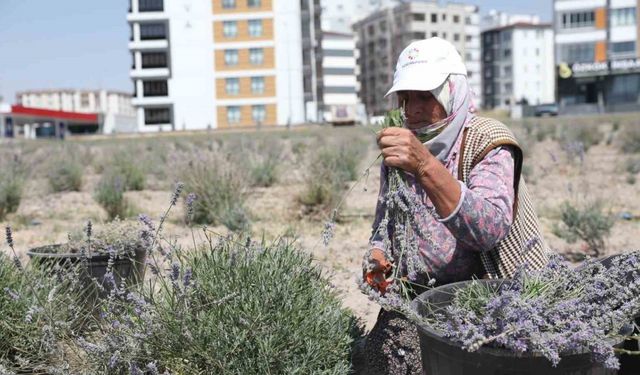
[131,96,172,107]
[128,40,169,51]
[126,12,167,23]
[130,68,170,79]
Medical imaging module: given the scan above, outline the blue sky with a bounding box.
[0,0,552,103]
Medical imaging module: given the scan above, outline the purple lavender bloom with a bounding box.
[5,226,14,248]
[4,287,20,300]
[170,262,180,282]
[321,220,335,247]
[183,267,193,289]
[186,192,197,217]
[170,182,184,206]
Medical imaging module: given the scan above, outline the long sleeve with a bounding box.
[438,146,516,251]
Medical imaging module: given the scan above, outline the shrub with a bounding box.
[299,142,366,212]
[101,150,146,191]
[94,171,129,220]
[625,156,640,175]
[75,235,362,374]
[552,199,615,257]
[180,153,250,231]
[248,140,282,187]
[47,150,83,192]
[559,123,600,152]
[0,250,86,373]
[619,125,640,154]
[0,158,25,221]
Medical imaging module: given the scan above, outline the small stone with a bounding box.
[397,349,406,357]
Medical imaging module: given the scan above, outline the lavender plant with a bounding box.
[1,228,90,374]
[94,170,130,220]
[412,253,640,370]
[0,156,25,221]
[46,148,83,193]
[73,185,363,374]
[552,199,615,258]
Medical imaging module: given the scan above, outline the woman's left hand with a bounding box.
[377,128,433,175]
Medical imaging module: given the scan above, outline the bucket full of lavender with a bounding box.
[26,219,149,299]
[408,252,640,375]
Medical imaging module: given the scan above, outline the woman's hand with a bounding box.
[363,248,393,295]
[377,127,433,176]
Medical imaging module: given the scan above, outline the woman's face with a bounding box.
[397,90,447,129]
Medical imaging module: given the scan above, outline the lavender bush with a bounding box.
[552,199,615,257]
[94,170,130,220]
[73,186,363,374]
[410,253,640,370]
[1,229,89,374]
[46,148,84,193]
[0,157,25,221]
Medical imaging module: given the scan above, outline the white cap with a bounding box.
[385,37,467,98]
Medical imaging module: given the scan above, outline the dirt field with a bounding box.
[2,113,640,331]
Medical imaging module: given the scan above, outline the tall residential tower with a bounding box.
[127,0,322,131]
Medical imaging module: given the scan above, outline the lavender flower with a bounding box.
[321,220,335,247]
[4,287,20,300]
[186,192,197,218]
[5,226,14,248]
[170,182,184,206]
[183,267,192,289]
[170,262,180,282]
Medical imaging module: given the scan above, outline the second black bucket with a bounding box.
[410,280,617,375]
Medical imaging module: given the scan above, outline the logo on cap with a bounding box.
[407,47,419,61]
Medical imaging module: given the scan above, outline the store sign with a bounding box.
[559,58,640,79]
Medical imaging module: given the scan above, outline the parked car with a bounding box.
[534,103,559,117]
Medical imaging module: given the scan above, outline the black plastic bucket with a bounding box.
[27,244,146,298]
[411,280,617,375]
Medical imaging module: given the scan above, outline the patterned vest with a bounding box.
[458,116,550,279]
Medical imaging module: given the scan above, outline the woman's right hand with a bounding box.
[363,248,393,295]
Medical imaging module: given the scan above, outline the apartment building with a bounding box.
[127,0,322,131]
[16,89,137,133]
[353,1,482,117]
[554,0,640,113]
[482,22,555,110]
[320,0,400,34]
[321,32,360,124]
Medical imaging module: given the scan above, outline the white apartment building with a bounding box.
[320,0,400,34]
[16,89,137,133]
[17,90,135,116]
[481,10,541,30]
[127,0,322,131]
[322,32,360,124]
[482,22,556,110]
[354,1,482,116]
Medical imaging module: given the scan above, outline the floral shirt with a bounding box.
[369,122,516,284]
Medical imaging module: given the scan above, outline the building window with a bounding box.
[222,0,236,9]
[249,48,264,65]
[431,31,438,37]
[368,25,375,35]
[379,20,387,32]
[413,13,425,21]
[252,105,266,122]
[223,21,238,37]
[139,0,163,12]
[442,32,447,39]
[227,106,241,124]
[141,52,168,68]
[442,14,447,21]
[609,74,639,103]
[453,15,460,23]
[251,77,265,94]
[140,23,166,40]
[611,41,636,56]
[225,78,240,95]
[561,11,595,29]
[610,7,636,26]
[466,35,472,42]
[224,49,239,65]
[465,16,471,25]
[453,33,460,42]
[504,49,511,58]
[413,32,426,40]
[431,14,437,23]
[143,80,168,97]
[248,19,263,37]
[248,0,261,7]
[560,43,595,63]
[144,107,171,125]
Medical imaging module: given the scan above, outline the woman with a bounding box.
[358,37,550,374]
